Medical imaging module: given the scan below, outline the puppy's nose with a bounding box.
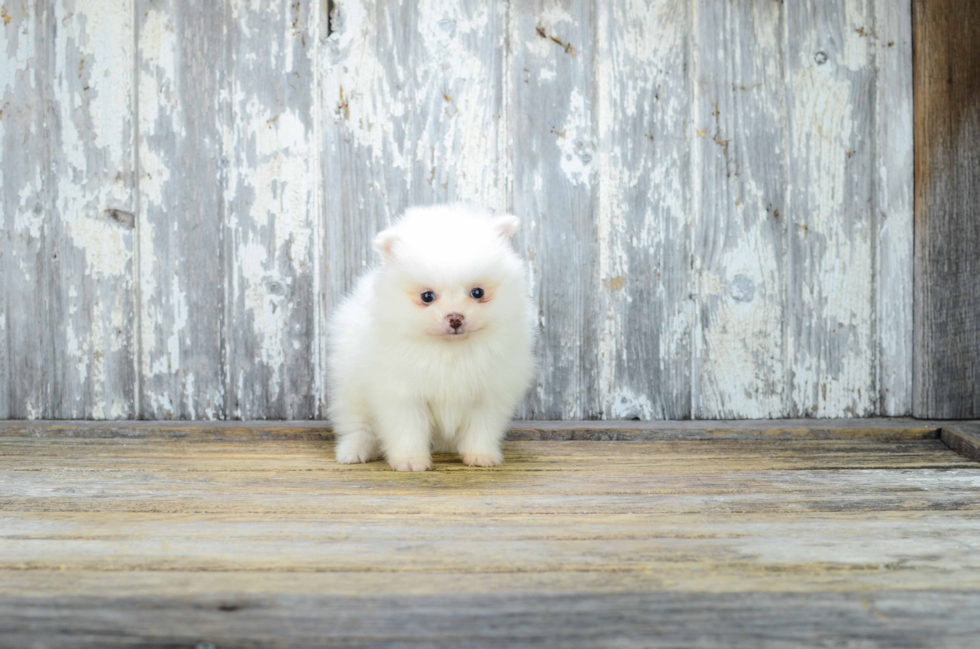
[447,313,464,331]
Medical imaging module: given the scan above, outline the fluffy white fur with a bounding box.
[327,204,535,471]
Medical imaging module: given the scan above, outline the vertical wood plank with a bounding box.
[0,162,5,419]
[691,0,788,418]
[595,0,691,420]
[511,0,597,419]
[318,0,507,414]
[786,0,876,418]
[223,0,318,419]
[1,1,53,418]
[913,0,980,418]
[0,1,13,418]
[873,0,913,416]
[136,1,225,419]
[319,0,398,317]
[49,0,136,418]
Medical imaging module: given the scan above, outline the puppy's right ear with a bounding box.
[494,214,521,239]
[373,228,399,264]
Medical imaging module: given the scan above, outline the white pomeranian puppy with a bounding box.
[327,204,535,471]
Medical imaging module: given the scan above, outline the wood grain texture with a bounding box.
[3,590,979,649]
[223,0,318,419]
[692,0,787,418]
[2,0,918,420]
[596,0,691,419]
[941,423,980,463]
[786,0,876,418]
[50,0,137,418]
[873,0,913,416]
[2,1,52,418]
[512,0,599,419]
[136,0,226,419]
[12,589,980,649]
[913,0,980,419]
[1,425,979,646]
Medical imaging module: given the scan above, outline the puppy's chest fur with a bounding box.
[387,338,506,404]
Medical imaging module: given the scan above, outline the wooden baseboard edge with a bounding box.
[0,418,953,442]
[940,424,980,463]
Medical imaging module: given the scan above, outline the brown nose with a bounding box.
[447,313,464,331]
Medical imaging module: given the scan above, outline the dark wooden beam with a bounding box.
[913,0,980,418]
[940,423,980,462]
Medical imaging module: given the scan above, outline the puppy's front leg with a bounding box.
[457,402,511,467]
[375,403,433,472]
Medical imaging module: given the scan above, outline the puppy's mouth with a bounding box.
[432,327,484,338]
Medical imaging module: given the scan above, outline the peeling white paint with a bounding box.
[0,0,44,416]
[137,4,179,395]
[609,388,654,420]
[595,0,692,419]
[14,182,44,239]
[556,88,594,186]
[67,215,131,279]
[238,239,285,394]
[245,107,313,265]
[692,0,789,418]
[415,1,503,208]
[32,1,136,417]
[223,0,320,417]
[321,0,408,174]
[873,0,913,416]
[788,4,875,417]
[78,1,133,167]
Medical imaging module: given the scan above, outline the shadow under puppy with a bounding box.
[327,204,536,471]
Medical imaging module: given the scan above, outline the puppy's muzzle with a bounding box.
[446,313,465,334]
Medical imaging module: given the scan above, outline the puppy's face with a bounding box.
[405,279,497,338]
[372,206,525,342]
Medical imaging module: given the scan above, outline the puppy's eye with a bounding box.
[420,291,436,304]
[470,288,485,300]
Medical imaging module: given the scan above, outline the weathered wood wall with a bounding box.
[1,0,913,420]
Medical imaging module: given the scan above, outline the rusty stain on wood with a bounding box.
[603,276,624,292]
[536,25,576,57]
[337,84,348,119]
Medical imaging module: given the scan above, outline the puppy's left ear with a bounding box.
[494,215,521,239]
[373,228,399,263]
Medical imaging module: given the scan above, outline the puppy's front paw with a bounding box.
[336,447,373,464]
[335,435,376,464]
[388,455,432,472]
[461,451,503,467]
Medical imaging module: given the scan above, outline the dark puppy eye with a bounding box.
[420,291,436,304]
[470,288,484,299]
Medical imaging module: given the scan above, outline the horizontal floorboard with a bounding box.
[3,591,980,649]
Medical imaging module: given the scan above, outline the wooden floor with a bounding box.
[2,420,980,648]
